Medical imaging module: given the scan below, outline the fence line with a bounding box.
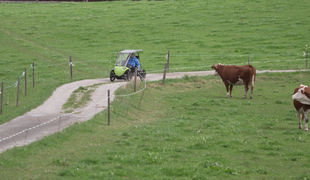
[1,66,33,90]
[169,53,301,57]
[0,52,309,148]
[0,52,305,71]
[0,79,147,143]
[1,57,309,90]
[0,51,309,112]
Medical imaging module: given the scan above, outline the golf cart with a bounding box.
[110,49,146,82]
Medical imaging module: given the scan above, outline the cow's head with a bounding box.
[292,85,310,104]
[293,84,307,94]
[301,87,310,98]
[211,63,224,77]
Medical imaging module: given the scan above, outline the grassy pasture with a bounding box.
[0,0,310,179]
[0,0,309,123]
[0,72,310,179]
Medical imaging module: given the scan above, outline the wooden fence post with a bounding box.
[16,77,20,107]
[162,63,168,85]
[138,90,145,108]
[23,130,28,149]
[25,68,27,96]
[70,56,73,79]
[32,62,35,88]
[306,49,308,68]
[1,82,3,115]
[167,50,170,71]
[57,116,62,140]
[134,68,137,92]
[108,90,110,125]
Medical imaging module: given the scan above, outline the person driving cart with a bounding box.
[109,49,146,82]
[127,53,141,70]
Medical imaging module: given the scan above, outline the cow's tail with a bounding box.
[249,65,256,86]
[249,65,256,82]
[248,65,256,99]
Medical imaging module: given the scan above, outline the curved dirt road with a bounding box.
[0,70,308,153]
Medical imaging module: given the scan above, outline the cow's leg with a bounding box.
[304,112,309,131]
[297,112,302,129]
[223,82,230,98]
[225,85,230,97]
[250,77,254,99]
[229,85,233,97]
[243,84,249,99]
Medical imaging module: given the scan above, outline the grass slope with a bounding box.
[0,72,310,179]
[0,0,309,123]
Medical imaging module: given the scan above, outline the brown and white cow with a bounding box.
[292,84,310,131]
[211,63,256,99]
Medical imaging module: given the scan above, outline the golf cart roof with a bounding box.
[120,49,143,54]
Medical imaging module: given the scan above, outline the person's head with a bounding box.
[131,53,135,57]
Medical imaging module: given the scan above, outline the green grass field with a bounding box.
[0,0,310,179]
[0,0,309,123]
[1,73,310,179]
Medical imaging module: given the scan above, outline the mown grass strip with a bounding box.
[62,83,103,113]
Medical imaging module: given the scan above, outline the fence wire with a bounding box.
[0,79,147,143]
[0,56,309,90]
[0,53,309,148]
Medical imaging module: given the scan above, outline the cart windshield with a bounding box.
[115,53,130,66]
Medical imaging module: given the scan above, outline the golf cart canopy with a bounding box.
[120,49,143,54]
[115,49,143,67]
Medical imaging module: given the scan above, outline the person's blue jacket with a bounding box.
[127,56,141,68]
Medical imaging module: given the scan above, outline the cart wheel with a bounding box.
[126,70,132,81]
[110,70,116,82]
[139,69,146,81]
